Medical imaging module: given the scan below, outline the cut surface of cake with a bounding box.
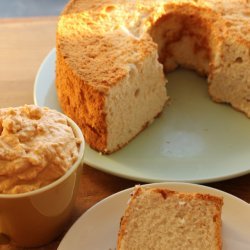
[117,186,223,250]
[56,0,250,153]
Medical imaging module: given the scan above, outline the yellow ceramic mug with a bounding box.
[0,117,85,247]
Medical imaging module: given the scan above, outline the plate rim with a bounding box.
[33,48,250,184]
[33,47,56,106]
[83,157,250,184]
[58,182,250,250]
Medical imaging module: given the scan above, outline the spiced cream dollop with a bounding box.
[0,105,80,194]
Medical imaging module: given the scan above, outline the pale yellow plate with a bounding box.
[34,49,250,183]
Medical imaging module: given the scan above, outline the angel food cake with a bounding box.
[117,186,224,250]
[0,105,80,194]
[56,0,250,153]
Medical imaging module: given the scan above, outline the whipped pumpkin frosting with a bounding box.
[0,105,80,194]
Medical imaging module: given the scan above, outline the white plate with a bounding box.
[34,49,250,183]
[58,182,250,250]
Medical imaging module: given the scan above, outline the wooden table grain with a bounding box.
[0,17,249,250]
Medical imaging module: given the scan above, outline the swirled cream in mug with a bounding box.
[0,105,81,194]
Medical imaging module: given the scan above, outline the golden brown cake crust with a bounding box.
[57,0,158,89]
[56,48,108,151]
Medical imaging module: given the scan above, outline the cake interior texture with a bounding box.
[56,0,250,153]
[105,52,167,151]
[117,187,223,250]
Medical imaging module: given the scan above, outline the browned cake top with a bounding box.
[57,0,250,89]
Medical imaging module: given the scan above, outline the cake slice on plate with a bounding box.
[117,186,223,250]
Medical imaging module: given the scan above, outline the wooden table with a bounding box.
[0,17,249,250]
